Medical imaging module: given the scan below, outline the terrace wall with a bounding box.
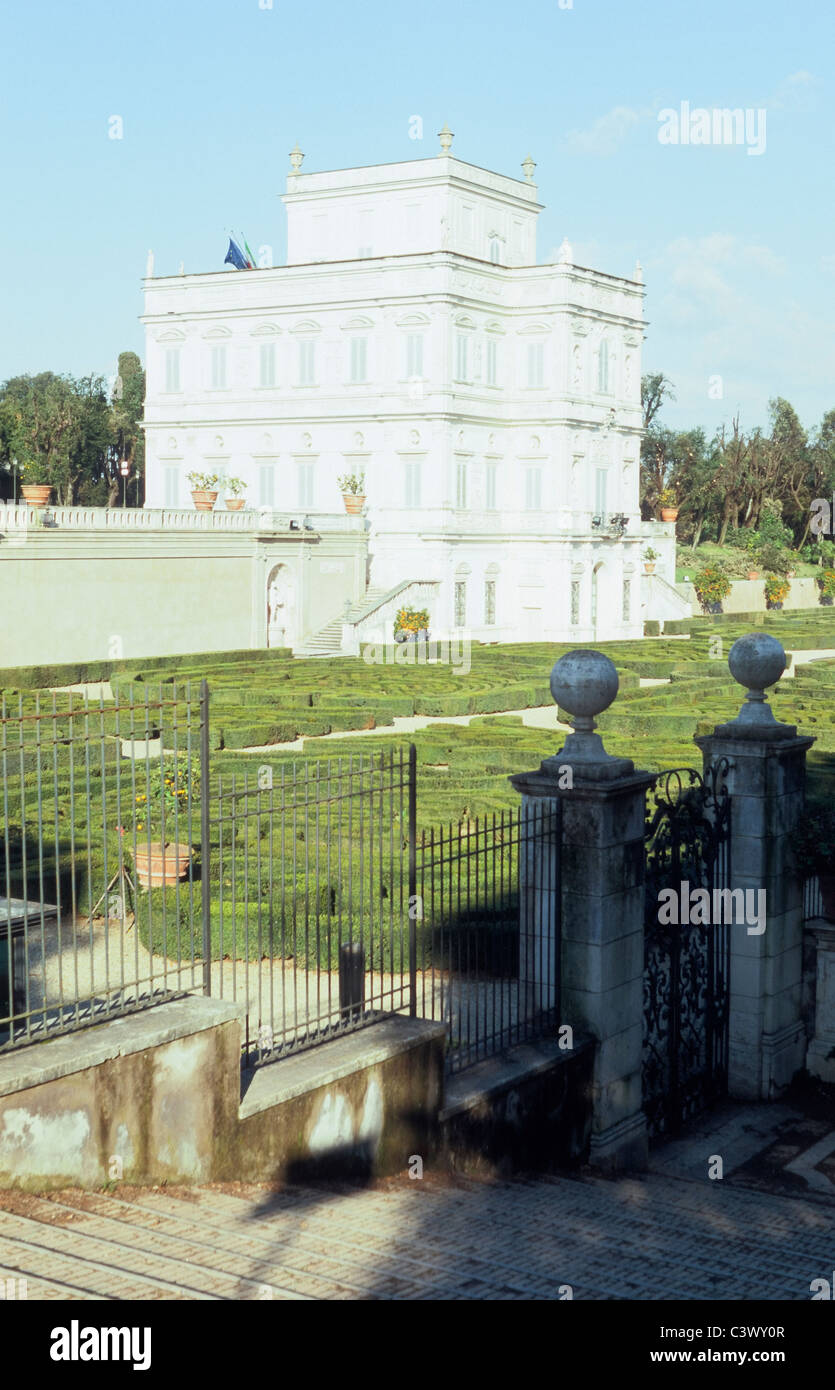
[0,508,367,667]
[676,576,824,617]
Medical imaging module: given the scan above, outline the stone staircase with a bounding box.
[294,587,389,658]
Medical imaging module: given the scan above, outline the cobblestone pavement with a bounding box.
[0,1101,833,1301]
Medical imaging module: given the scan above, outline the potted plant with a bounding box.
[792,807,835,921]
[222,475,247,511]
[643,546,659,575]
[659,488,679,523]
[393,605,430,642]
[131,753,197,889]
[19,459,53,507]
[337,472,366,515]
[746,569,760,580]
[764,574,790,610]
[693,564,731,614]
[188,470,220,511]
[818,569,835,606]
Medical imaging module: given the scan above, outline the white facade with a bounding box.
[141,143,676,644]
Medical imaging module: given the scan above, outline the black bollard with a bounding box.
[339,941,365,1022]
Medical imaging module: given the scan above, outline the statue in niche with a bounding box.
[267,569,295,648]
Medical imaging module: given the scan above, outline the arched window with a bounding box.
[489,237,502,264]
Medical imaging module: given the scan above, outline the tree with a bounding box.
[0,370,121,505]
[111,351,146,506]
[640,373,677,518]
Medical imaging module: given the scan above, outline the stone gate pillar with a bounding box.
[511,650,654,1174]
[696,634,813,1099]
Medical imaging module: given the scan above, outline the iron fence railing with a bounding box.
[0,683,207,1049]
[1,694,561,1074]
[803,876,823,922]
[211,747,416,1066]
[415,801,561,1072]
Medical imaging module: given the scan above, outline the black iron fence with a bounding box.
[211,747,416,1066]
[414,803,561,1072]
[642,761,732,1140]
[803,876,823,921]
[0,683,207,1048]
[0,685,560,1074]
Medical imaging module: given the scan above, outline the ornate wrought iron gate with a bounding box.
[642,760,732,1139]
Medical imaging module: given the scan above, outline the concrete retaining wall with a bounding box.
[0,1000,594,1189]
[0,515,367,666]
[676,576,825,617]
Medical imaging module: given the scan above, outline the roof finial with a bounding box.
[289,143,304,173]
[438,122,454,155]
[145,249,154,278]
[558,237,573,264]
[522,153,536,182]
[633,259,643,282]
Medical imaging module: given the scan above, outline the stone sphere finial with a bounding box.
[727,633,786,725]
[541,649,633,781]
[550,650,619,732]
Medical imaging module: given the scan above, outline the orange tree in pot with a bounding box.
[188,470,220,511]
[693,564,731,614]
[659,487,679,523]
[18,459,53,507]
[221,474,247,510]
[337,471,366,514]
[130,753,198,889]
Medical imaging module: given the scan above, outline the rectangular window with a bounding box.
[297,460,314,508]
[455,459,467,509]
[489,238,501,264]
[595,467,608,519]
[349,336,368,383]
[454,581,467,627]
[163,465,179,508]
[622,578,631,623]
[406,334,424,379]
[210,345,227,390]
[259,343,276,387]
[486,338,498,386]
[525,467,542,511]
[526,341,544,388]
[298,339,315,385]
[404,459,421,508]
[455,333,468,382]
[484,579,496,625]
[258,463,275,508]
[164,349,180,393]
[570,580,580,626]
[484,462,497,511]
[598,340,610,394]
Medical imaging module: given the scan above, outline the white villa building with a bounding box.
[141,132,679,652]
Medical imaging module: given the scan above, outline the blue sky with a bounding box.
[2,0,832,436]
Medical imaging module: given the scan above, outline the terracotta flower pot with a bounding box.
[133,841,192,889]
[644,562,656,574]
[191,489,218,512]
[225,498,245,511]
[20,484,52,507]
[660,507,679,522]
[818,872,835,923]
[342,494,365,514]
[746,570,760,580]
